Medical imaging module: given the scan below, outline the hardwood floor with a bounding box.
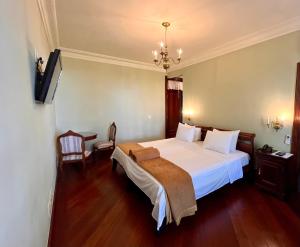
[49,153,300,247]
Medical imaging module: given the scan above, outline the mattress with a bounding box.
[111,138,250,230]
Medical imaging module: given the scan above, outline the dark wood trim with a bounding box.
[166,76,183,81]
[80,132,97,141]
[165,76,183,138]
[292,62,300,191]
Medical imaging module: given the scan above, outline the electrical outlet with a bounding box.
[284,134,291,145]
[48,189,54,218]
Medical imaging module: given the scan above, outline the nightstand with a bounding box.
[255,149,294,199]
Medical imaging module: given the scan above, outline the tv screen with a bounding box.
[35,49,62,104]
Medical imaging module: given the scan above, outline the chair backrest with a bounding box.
[57,130,85,159]
[108,122,117,144]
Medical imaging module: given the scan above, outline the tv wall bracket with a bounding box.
[35,57,44,101]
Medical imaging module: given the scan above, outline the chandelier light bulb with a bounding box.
[152,50,158,60]
[177,48,182,58]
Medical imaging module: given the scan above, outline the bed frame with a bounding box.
[198,126,256,175]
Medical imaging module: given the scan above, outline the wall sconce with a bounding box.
[266,116,284,131]
[183,110,193,122]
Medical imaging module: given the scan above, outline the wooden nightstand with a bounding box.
[255,150,294,199]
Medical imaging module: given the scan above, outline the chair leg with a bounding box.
[82,159,86,170]
[93,148,97,162]
[59,161,64,173]
[112,158,118,171]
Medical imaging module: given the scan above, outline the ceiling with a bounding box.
[49,0,300,68]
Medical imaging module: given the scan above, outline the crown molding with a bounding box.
[36,0,59,50]
[51,0,60,46]
[60,47,165,72]
[169,16,300,72]
[36,1,300,73]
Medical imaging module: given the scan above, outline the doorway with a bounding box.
[165,76,183,138]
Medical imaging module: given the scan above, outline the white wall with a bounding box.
[55,57,165,145]
[170,31,300,152]
[0,0,57,246]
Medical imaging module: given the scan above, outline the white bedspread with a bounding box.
[111,138,250,230]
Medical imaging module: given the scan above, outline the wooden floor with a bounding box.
[50,153,300,247]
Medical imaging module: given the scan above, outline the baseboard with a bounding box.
[47,168,58,247]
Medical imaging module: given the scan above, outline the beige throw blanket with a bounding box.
[129,147,160,163]
[117,143,197,225]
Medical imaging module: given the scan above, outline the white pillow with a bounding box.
[176,123,195,142]
[185,123,201,141]
[213,129,240,152]
[203,130,233,154]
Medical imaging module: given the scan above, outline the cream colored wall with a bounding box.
[170,31,300,152]
[55,57,165,145]
[0,0,57,246]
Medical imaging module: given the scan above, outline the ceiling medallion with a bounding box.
[152,22,182,72]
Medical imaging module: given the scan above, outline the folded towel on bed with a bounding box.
[129,147,160,163]
[117,143,143,155]
[117,142,197,226]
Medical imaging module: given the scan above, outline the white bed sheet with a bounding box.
[111,138,250,230]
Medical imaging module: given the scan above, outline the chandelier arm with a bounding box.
[170,57,181,65]
[158,57,163,66]
[154,57,163,67]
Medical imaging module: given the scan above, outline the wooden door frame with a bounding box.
[165,76,183,138]
[292,62,300,191]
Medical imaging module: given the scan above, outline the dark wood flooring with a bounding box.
[49,153,300,247]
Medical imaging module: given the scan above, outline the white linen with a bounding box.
[203,130,233,154]
[175,123,195,142]
[185,123,201,141]
[111,138,249,230]
[213,129,240,152]
[193,127,201,141]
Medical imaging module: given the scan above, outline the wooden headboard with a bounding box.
[197,125,256,162]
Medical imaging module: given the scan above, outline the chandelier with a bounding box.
[152,22,182,72]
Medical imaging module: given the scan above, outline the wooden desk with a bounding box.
[79,132,97,141]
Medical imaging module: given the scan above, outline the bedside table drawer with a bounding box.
[256,160,284,191]
[255,150,294,199]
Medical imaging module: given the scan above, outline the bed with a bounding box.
[111,126,255,230]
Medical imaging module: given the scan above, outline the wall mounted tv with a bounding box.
[35,49,62,104]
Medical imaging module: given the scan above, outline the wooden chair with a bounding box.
[57,130,91,171]
[93,122,117,156]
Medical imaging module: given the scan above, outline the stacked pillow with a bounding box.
[175,123,240,154]
[203,129,240,154]
[213,129,240,152]
[185,123,201,141]
[175,123,195,142]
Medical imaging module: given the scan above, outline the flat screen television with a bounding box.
[35,49,62,104]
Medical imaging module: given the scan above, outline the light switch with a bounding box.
[284,134,291,145]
